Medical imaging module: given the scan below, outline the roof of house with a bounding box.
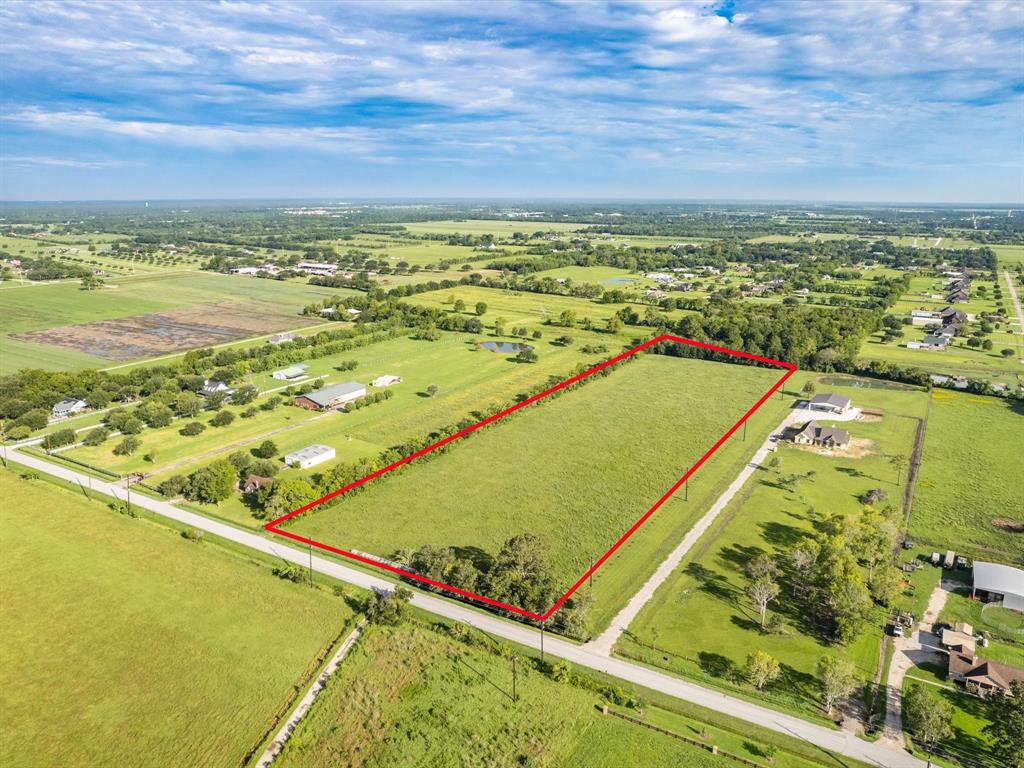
[974,561,1024,598]
[809,393,852,410]
[298,381,364,407]
[54,396,86,407]
[942,628,976,654]
[949,653,1024,691]
[283,444,335,462]
[241,474,274,491]
[274,364,309,377]
[795,421,851,445]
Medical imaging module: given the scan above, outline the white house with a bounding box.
[272,364,309,381]
[51,397,87,419]
[268,332,294,345]
[199,379,233,398]
[370,375,402,388]
[230,266,261,276]
[283,444,336,470]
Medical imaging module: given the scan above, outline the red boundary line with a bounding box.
[266,334,796,621]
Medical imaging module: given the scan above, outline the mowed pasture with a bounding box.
[398,219,586,236]
[0,471,353,768]
[0,271,351,372]
[274,623,834,768]
[620,379,929,722]
[913,390,1024,563]
[286,355,785,615]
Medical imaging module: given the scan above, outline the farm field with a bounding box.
[0,271,353,372]
[0,470,354,768]
[110,330,632,500]
[285,354,786,619]
[0,233,205,275]
[912,390,1024,563]
[617,378,929,723]
[274,622,837,768]
[398,219,586,235]
[992,243,1024,265]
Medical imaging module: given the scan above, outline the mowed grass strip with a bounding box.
[913,390,1024,563]
[0,471,352,768]
[288,355,783,604]
[275,623,829,768]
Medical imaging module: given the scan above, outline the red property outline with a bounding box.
[266,334,796,621]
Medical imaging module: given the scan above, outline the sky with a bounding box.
[1,0,1022,203]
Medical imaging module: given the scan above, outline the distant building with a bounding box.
[268,332,295,345]
[297,262,338,276]
[972,561,1024,612]
[807,393,851,415]
[791,421,851,450]
[284,444,336,470]
[370,375,402,388]
[294,381,366,411]
[51,397,87,419]
[199,379,233,398]
[230,266,261,276]
[272,364,309,381]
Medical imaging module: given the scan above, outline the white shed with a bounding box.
[972,561,1024,612]
[283,444,336,470]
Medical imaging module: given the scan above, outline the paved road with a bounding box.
[5,447,924,768]
[1004,269,1024,362]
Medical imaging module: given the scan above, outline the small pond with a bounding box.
[604,277,637,285]
[480,341,533,354]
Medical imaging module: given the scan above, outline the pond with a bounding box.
[480,341,533,354]
[604,277,637,285]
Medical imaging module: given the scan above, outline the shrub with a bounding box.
[210,410,235,427]
[82,426,110,446]
[180,421,206,436]
[41,428,77,450]
[252,439,278,459]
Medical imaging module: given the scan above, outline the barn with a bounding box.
[294,381,366,411]
[972,561,1024,612]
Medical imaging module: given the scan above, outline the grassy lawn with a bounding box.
[0,271,354,373]
[912,390,1024,563]
[0,470,354,768]
[274,621,835,768]
[617,378,929,723]
[286,354,786,626]
[992,244,1024,266]
[901,678,1001,768]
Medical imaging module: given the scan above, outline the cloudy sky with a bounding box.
[1,0,1021,202]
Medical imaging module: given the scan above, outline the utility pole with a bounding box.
[512,655,518,703]
[540,622,545,663]
[685,471,689,501]
[743,419,747,441]
[308,544,314,587]
[126,474,131,514]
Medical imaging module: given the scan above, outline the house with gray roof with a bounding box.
[791,421,851,449]
[808,393,851,415]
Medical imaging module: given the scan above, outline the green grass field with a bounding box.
[0,271,353,372]
[287,355,785,625]
[993,244,1024,266]
[0,470,354,768]
[274,622,835,768]
[618,378,929,722]
[399,219,586,236]
[912,390,1024,563]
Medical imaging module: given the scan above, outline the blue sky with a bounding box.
[1,0,1021,202]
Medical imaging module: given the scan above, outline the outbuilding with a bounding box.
[808,393,851,415]
[972,561,1024,612]
[284,444,336,470]
[272,364,309,381]
[370,375,402,388]
[294,381,366,411]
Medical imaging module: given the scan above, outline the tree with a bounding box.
[745,553,779,581]
[1002,348,1016,357]
[263,479,316,517]
[175,391,202,418]
[41,428,77,450]
[426,384,439,398]
[475,301,487,316]
[82,426,110,446]
[453,299,466,313]
[180,420,205,436]
[606,315,624,333]
[984,680,1024,767]
[80,274,104,290]
[558,309,577,327]
[802,380,816,396]
[904,683,953,766]
[113,435,141,456]
[890,453,906,486]
[486,534,556,616]
[745,650,781,690]
[790,539,820,595]
[747,577,780,628]
[366,586,413,625]
[816,655,857,715]
[494,316,508,336]
[253,439,278,459]
[187,460,236,504]
[516,348,538,363]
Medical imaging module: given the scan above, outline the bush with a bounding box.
[159,475,189,497]
[4,425,31,441]
[82,426,110,446]
[181,528,204,543]
[252,439,278,459]
[41,428,77,450]
[210,410,235,427]
[272,564,305,583]
[240,406,258,419]
[13,409,48,432]
[180,421,206,436]
[113,436,141,456]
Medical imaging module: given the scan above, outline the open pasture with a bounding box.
[285,354,786,617]
[398,219,586,236]
[913,390,1024,563]
[0,471,352,768]
[274,622,834,768]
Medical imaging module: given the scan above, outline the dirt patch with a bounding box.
[788,437,874,459]
[13,301,303,361]
[992,518,1024,533]
[858,408,884,423]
